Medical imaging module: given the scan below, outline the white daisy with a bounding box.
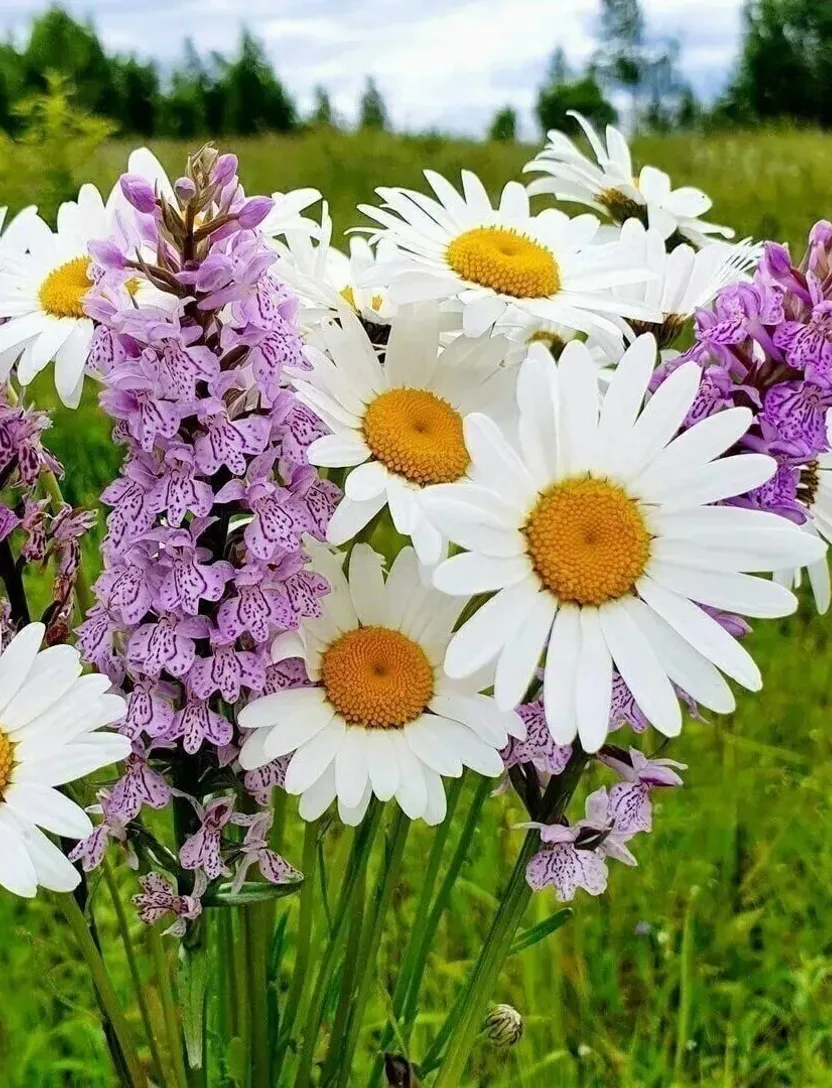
[0,183,119,406]
[292,300,517,565]
[271,199,399,329]
[497,303,617,372]
[0,622,129,898]
[238,544,524,825]
[259,187,323,240]
[524,111,734,248]
[611,219,761,348]
[356,170,660,353]
[424,336,825,753]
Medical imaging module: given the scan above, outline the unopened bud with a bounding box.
[120,174,157,214]
[213,153,238,187]
[174,176,197,204]
[236,196,273,230]
[484,1004,523,1048]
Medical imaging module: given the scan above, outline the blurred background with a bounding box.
[2,3,832,1086]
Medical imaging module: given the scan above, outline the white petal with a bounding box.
[463,413,536,514]
[647,560,798,618]
[364,728,401,800]
[543,604,581,744]
[0,622,44,715]
[405,718,463,777]
[557,340,599,476]
[637,575,761,690]
[308,433,369,468]
[4,783,92,837]
[659,454,775,510]
[1,644,82,731]
[298,763,337,821]
[20,822,81,892]
[432,552,531,596]
[348,544,388,625]
[0,811,38,897]
[575,607,612,753]
[238,687,326,730]
[422,770,448,826]
[394,735,429,818]
[335,728,369,810]
[493,591,557,710]
[444,578,540,678]
[327,492,387,547]
[285,720,346,794]
[599,599,682,737]
[615,362,701,482]
[345,460,389,501]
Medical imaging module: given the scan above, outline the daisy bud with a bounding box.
[484,1004,524,1048]
[237,196,274,230]
[120,174,158,214]
[174,176,197,204]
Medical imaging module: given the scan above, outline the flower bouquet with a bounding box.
[0,115,828,1085]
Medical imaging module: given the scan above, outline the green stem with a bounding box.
[149,925,190,1088]
[336,809,411,1087]
[320,848,368,1084]
[428,756,588,1086]
[245,905,271,1088]
[59,893,148,1088]
[292,804,383,1088]
[274,819,319,1066]
[236,911,252,1086]
[102,860,166,1086]
[401,776,491,1044]
[38,464,93,616]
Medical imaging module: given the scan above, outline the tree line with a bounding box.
[1,0,830,143]
[0,7,390,139]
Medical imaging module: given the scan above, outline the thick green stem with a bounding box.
[59,893,148,1088]
[292,805,382,1088]
[428,755,588,1085]
[149,926,190,1088]
[274,819,319,1067]
[102,860,165,1085]
[335,810,411,1087]
[245,904,271,1088]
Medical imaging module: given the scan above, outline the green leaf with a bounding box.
[179,940,209,1070]
[203,878,304,907]
[508,908,573,956]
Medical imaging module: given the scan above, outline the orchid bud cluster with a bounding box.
[72,146,338,920]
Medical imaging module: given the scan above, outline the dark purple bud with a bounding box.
[236,196,273,230]
[213,154,238,187]
[120,174,158,214]
[88,239,127,271]
[174,176,197,204]
[762,242,792,280]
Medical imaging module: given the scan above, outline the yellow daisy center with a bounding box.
[524,476,651,606]
[0,729,16,797]
[446,226,560,299]
[321,625,434,728]
[38,256,94,319]
[340,285,383,312]
[363,387,469,485]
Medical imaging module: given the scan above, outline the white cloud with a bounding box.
[2,0,745,136]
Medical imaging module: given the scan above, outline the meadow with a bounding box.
[3,126,832,1087]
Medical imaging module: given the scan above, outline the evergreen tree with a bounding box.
[488,106,517,142]
[311,85,337,128]
[359,77,388,131]
[114,57,159,136]
[221,30,297,135]
[22,7,118,120]
[596,0,648,115]
[536,63,617,134]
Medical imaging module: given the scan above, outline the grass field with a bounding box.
[3,127,832,1087]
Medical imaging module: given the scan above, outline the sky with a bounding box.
[2,0,746,137]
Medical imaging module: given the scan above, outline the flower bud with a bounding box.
[174,176,197,204]
[483,1003,523,1048]
[213,154,238,187]
[236,196,274,230]
[120,174,158,214]
[88,239,126,271]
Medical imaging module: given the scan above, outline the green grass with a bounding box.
[3,127,832,1087]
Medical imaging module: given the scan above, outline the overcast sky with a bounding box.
[3,0,745,137]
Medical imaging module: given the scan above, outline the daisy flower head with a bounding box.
[425,335,825,753]
[271,199,399,332]
[357,170,661,353]
[0,622,129,898]
[238,544,524,826]
[524,111,734,248]
[612,219,762,349]
[0,183,118,406]
[292,300,517,566]
[497,303,617,372]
